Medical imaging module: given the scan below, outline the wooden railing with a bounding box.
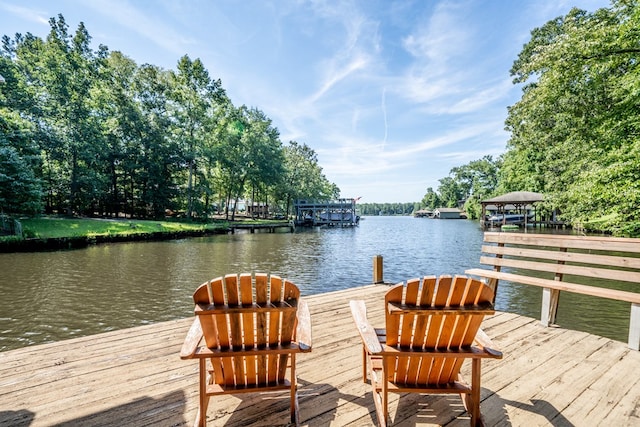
[465,232,640,351]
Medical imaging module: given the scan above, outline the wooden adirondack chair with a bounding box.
[180,273,312,427]
[350,275,502,427]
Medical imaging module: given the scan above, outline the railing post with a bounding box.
[373,255,384,284]
[541,288,560,326]
[629,303,640,351]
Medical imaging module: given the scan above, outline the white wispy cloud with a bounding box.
[397,1,501,112]
[264,1,385,145]
[437,77,515,114]
[398,71,466,104]
[304,1,380,105]
[307,54,370,104]
[83,0,195,55]
[388,121,500,159]
[0,3,49,26]
[381,88,388,150]
[402,2,471,65]
[319,118,500,180]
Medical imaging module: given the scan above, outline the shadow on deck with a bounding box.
[1,285,638,426]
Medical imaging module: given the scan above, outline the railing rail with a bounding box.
[465,232,640,351]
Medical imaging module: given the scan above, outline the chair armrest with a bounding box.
[296,298,312,352]
[474,327,503,358]
[350,300,383,354]
[180,318,203,359]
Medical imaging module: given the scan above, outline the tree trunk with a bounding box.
[225,193,231,220]
[187,157,194,219]
[232,195,239,221]
[251,185,256,220]
[263,194,268,219]
[67,149,78,216]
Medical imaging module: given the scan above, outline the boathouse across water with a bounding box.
[480,191,564,229]
[294,198,359,226]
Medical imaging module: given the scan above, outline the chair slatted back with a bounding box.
[384,275,494,385]
[193,273,300,387]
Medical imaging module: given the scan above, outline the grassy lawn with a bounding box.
[18,217,228,239]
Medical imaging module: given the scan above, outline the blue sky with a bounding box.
[0,0,611,203]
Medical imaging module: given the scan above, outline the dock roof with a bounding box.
[482,191,544,205]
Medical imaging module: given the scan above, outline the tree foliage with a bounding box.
[420,1,640,234]
[357,202,419,216]
[276,141,338,215]
[0,15,340,219]
[503,0,640,234]
[419,156,500,219]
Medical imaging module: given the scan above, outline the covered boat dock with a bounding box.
[480,191,564,229]
[294,199,359,227]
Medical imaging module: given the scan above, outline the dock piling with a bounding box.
[373,255,384,284]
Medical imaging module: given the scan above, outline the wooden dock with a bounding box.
[1,284,638,426]
[228,221,295,234]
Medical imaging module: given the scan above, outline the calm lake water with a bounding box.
[0,216,632,351]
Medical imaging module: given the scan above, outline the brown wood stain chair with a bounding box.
[350,275,502,426]
[180,273,312,426]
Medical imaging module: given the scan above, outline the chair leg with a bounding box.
[382,360,388,427]
[292,388,300,426]
[197,358,210,427]
[362,345,367,382]
[369,357,387,427]
[290,354,299,426]
[469,358,481,427]
[371,381,387,427]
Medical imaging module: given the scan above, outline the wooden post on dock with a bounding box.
[630,303,640,351]
[373,255,384,284]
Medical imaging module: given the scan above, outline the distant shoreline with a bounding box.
[0,215,291,253]
[0,227,229,253]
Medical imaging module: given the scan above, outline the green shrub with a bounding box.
[22,227,38,238]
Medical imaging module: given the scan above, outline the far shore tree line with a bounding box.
[0,15,339,222]
[2,1,640,236]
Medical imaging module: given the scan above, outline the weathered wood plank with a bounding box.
[0,284,638,427]
[466,268,640,304]
[481,244,640,270]
[482,231,640,253]
[469,231,640,352]
[490,337,627,425]
[556,344,640,425]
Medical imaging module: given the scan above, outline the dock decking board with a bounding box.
[1,284,638,426]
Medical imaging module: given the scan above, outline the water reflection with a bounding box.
[0,217,631,351]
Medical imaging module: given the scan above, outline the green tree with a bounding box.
[451,155,501,219]
[42,16,108,214]
[169,55,225,219]
[421,187,440,210]
[242,108,283,218]
[504,1,640,234]
[273,141,341,216]
[7,16,109,215]
[133,64,180,218]
[0,113,42,214]
[437,177,462,208]
[91,51,143,217]
[0,43,43,214]
[1,14,340,224]
[214,105,250,219]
